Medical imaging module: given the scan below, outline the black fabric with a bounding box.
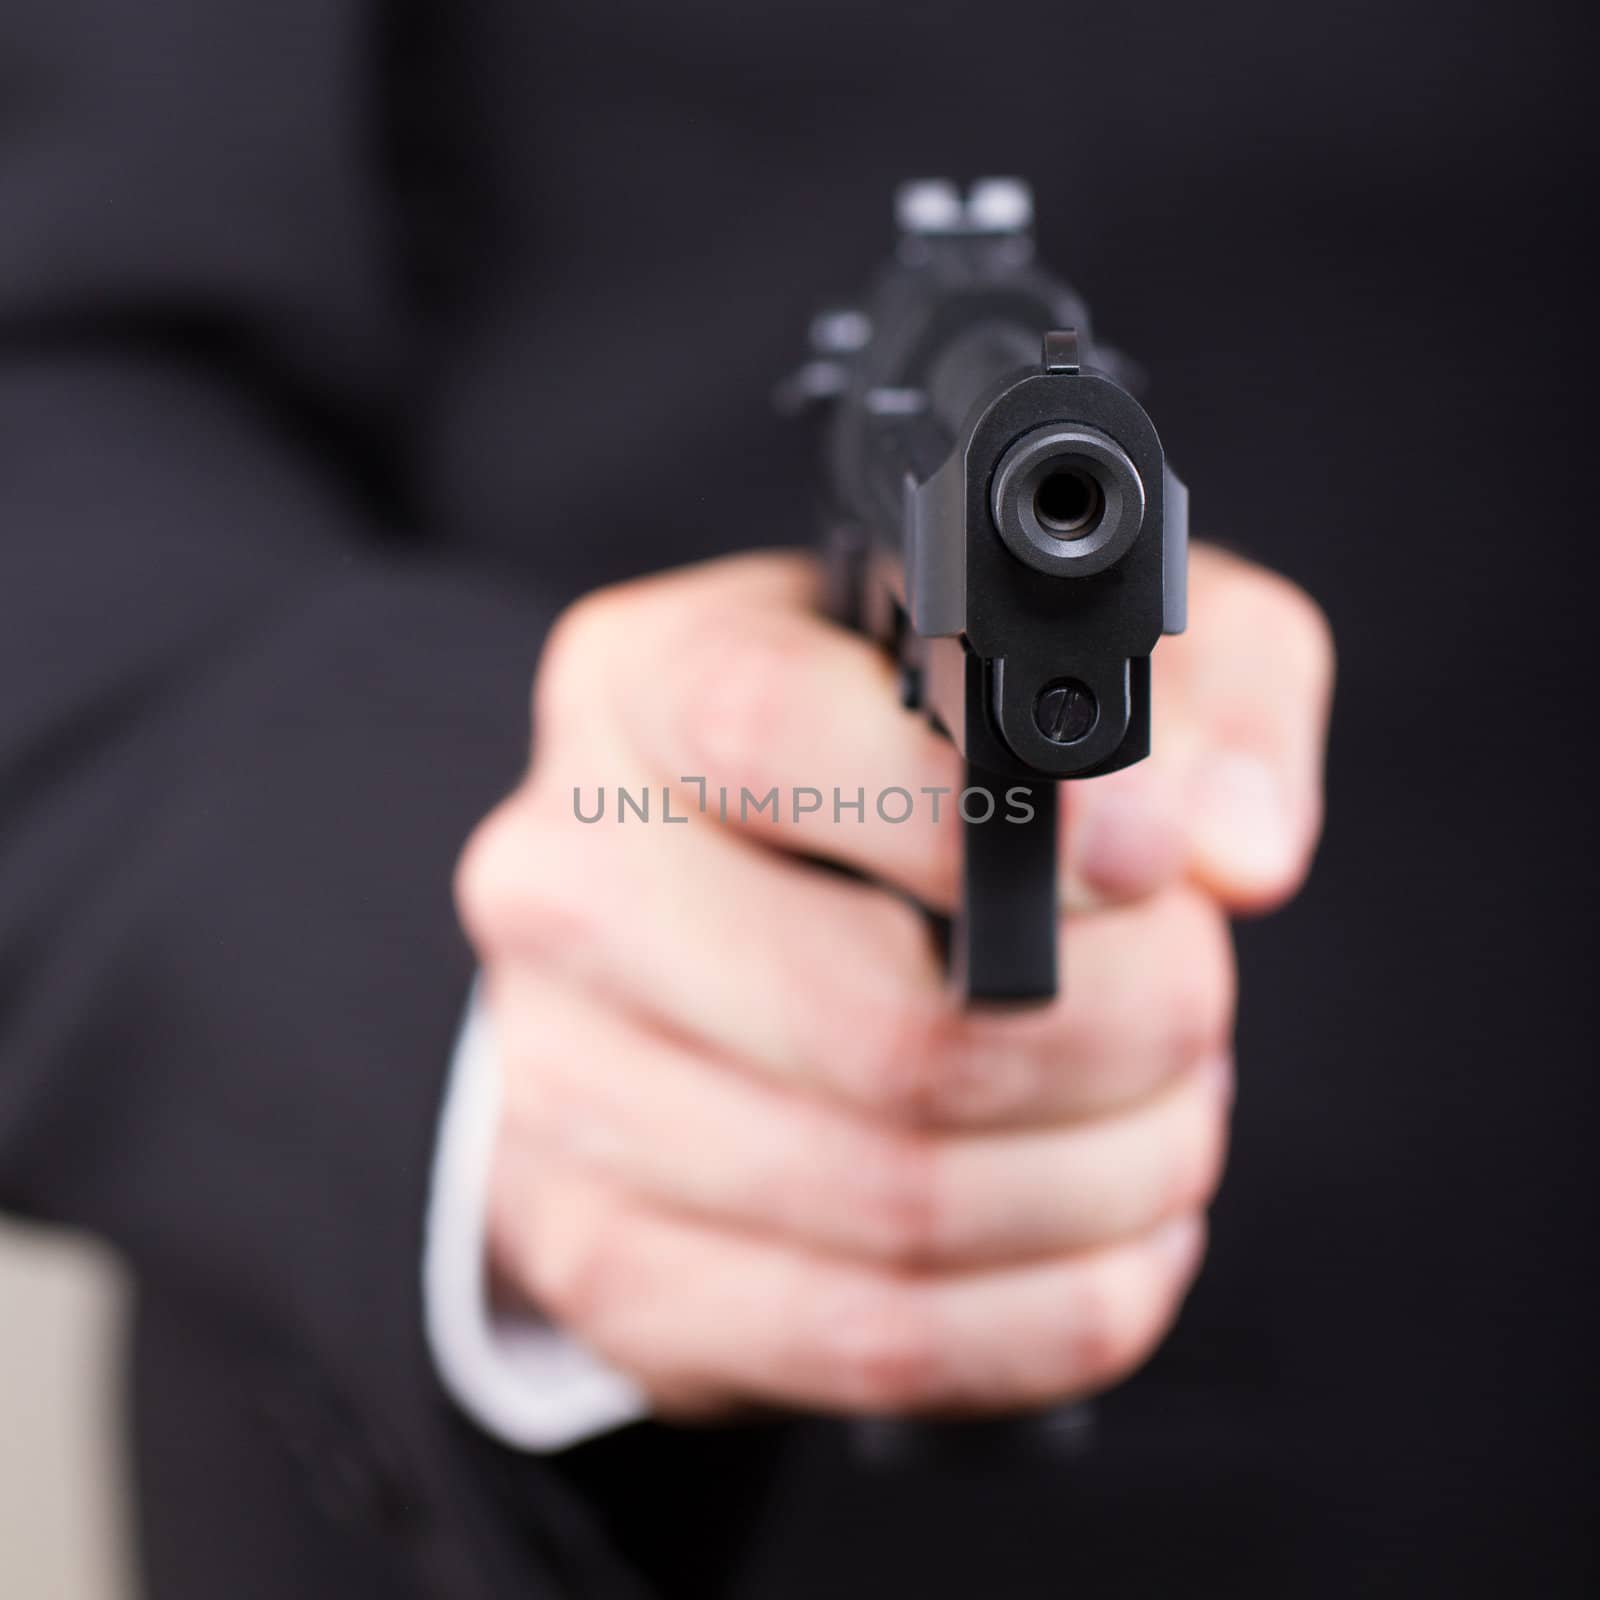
[0,0,1592,1596]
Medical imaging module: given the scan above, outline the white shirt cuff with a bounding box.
[422,980,650,1451]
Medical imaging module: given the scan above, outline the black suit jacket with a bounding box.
[1,1,1591,1596]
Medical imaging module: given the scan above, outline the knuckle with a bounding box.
[457,806,604,965]
[1195,1110,1231,1210]
[453,801,530,951]
[1068,1263,1150,1387]
[833,901,1026,1127]
[1272,578,1337,691]
[850,1130,945,1263]
[1059,1000,1116,1085]
[928,1030,1047,1125]
[527,1196,630,1330]
[828,1279,943,1411]
[1170,1098,1231,1215]
[1227,567,1336,693]
[512,1063,596,1162]
[484,1162,538,1299]
[1168,894,1237,1066]
[524,870,604,967]
[535,582,651,738]
[1069,1226,1205,1392]
[862,888,942,976]
[846,989,952,1120]
[677,610,809,778]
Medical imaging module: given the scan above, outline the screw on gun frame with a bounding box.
[1033,679,1098,745]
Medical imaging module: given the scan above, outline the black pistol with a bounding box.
[783,178,1189,1465]
[787,177,1188,1004]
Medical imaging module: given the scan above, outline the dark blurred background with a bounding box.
[2,0,1593,1594]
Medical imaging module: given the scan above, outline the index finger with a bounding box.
[609,569,967,910]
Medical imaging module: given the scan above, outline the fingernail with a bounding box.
[1075,788,1188,897]
[1154,1214,1206,1277]
[1189,752,1297,889]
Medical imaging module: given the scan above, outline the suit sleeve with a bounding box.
[0,4,641,1592]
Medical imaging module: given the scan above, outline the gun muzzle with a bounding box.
[989,422,1147,579]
